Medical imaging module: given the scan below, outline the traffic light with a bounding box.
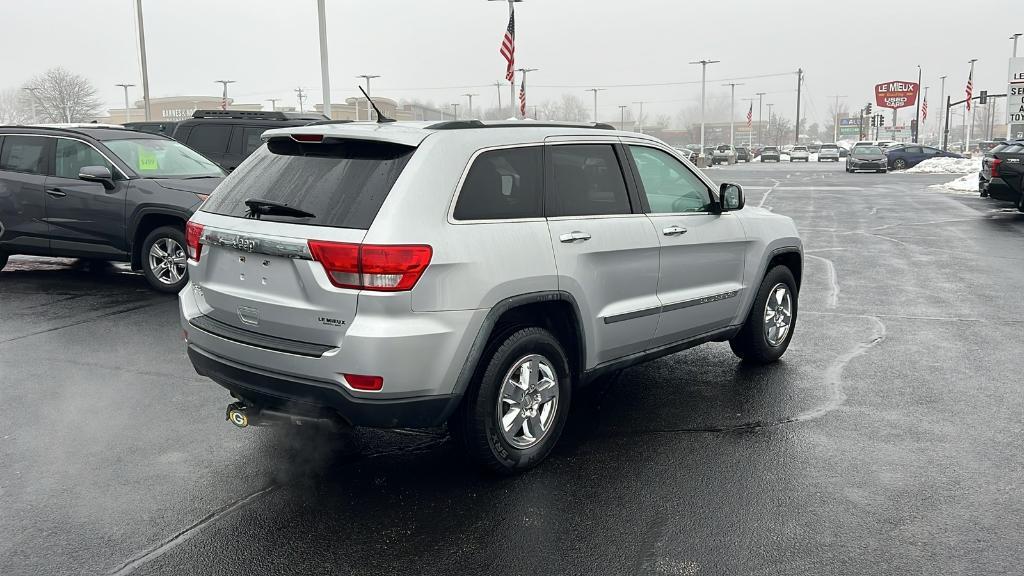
[879,115,885,126]
[979,90,988,105]
[866,103,873,116]
[870,116,877,127]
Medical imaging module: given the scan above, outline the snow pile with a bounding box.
[929,174,978,194]
[905,157,980,174]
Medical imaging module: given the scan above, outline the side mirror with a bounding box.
[79,166,115,190]
[719,183,745,211]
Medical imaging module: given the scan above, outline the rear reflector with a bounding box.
[308,241,432,291]
[185,221,204,261]
[343,373,384,391]
[991,158,1002,178]
[291,134,324,143]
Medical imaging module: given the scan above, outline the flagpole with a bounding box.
[965,59,977,155]
[508,0,515,117]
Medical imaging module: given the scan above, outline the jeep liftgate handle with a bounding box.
[559,231,592,243]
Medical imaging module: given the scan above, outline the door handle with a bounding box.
[662,225,687,236]
[46,187,67,198]
[559,231,592,243]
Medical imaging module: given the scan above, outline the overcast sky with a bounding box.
[4,0,1023,127]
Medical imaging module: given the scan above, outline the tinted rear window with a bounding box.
[547,144,631,217]
[454,146,543,220]
[200,138,415,229]
[1001,144,1024,154]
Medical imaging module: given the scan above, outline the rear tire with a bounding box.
[141,225,189,294]
[450,327,571,475]
[730,266,798,364]
[893,159,907,170]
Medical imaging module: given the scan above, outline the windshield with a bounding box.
[854,147,883,156]
[104,138,224,178]
[793,147,807,152]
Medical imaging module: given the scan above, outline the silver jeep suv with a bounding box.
[179,120,803,473]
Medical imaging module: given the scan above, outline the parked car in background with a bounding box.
[979,141,1024,210]
[818,143,840,162]
[673,146,696,163]
[172,110,329,172]
[807,143,822,154]
[180,120,803,473]
[0,125,224,291]
[790,145,810,162]
[760,145,781,162]
[977,140,1006,154]
[846,145,887,173]
[885,145,962,170]
[123,121,179,136]
[712,144,738,165]
[735,146,752,162]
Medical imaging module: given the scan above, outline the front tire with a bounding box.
[450,327,572,474]
[730,266,798,364]
[141,225,189,293]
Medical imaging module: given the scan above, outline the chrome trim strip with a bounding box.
[199,226,313,260]
[603,289,742,325]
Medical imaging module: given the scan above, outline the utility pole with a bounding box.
[266,98,279,111]
[965,59,977,155]
[794,68,803,144]
[632,101,646,134]
[22,87,39,123]
[116,83,135,123]
[689,59,720,162]
[215,80,235,110]
[937,75,947,144]
[462,93,478,118]
[722,82,743,147]
[829,94,845,142]
[316,0,332,118]
[913,65,922,142]
[1009,34,1021,140]
[516,68,537,119]
[494,81,503,113]
[134,0,152,120]
[356,75,380,121]
[585,88,605,122]
[618,105,628,130]
[755,92,766,146]
[451,103,460,120]
[295,87,307,113]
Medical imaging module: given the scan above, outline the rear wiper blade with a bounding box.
[244,198,316,220]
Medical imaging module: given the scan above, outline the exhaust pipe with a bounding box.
[226,402,250,428]
[225,401,351,431]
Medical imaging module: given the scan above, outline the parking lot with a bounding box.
[2,161,1023,575]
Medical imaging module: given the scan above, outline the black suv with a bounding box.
[172,110,328,172]
[0,125,224,292]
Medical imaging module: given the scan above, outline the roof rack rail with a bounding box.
[425,120,616,131]
[191,109,329,121]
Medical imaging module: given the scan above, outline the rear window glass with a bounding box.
[1001,144,1024,154]
[764,147,779,152]
[547,144,632,217]
[820,144,838,150]
[454,147,543,220]
[990,144,1009,153]
[200,138,415,229]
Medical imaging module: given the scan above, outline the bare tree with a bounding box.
[0,88,35,124]
[23,67,103,123]
[539,93,590,122]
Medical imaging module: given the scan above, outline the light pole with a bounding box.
[632,101,646,134]
[913,65,922,142]
[134,0,152,120]
[22,87,39,123]
[116,83,135,123]
[689,59,720,161]
[755,92,766,146]
[295,87,307,113]
[215,80,235,110]
[494,81,503,113]
[794,68,804,144]
[356,75,380,121]
[618,105,628,130]
[722,82,743,147]
[316,0,332,118]
[938,75,946,144]
[830,94,846,142]
[585,88,605,122]
[266,98,279,111]
[463,93,479,118]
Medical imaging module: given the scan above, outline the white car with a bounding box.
[789,146,810,162]
[817,143,840,162]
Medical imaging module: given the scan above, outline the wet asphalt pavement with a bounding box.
[2,161,1023,575]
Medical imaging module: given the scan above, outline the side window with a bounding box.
[0,135,48,175]
[186,124,230,156]
[547,144,631,217]
[904,147,922,154]
[628,146,712,214]
[922,147,940,155]
[54,139,113,179]
[453,146,543,220]
[242,127,267,156]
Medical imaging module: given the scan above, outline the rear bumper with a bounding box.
[188,344,458,428]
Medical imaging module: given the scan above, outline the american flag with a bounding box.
[922,97,928,121]
[965,68,973,112]
[746,102,753,128]
[221,97,227,111]
[500,9,515,82]
[519,76,527,117]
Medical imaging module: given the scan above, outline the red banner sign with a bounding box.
[875,81,920,109]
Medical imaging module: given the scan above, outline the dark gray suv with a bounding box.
[0,125,224,292]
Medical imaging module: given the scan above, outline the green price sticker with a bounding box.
[137,150,159,171]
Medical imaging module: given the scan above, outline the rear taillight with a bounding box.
[991,158,1002,178]
[185,221,204,262]
[307,241,432,292]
